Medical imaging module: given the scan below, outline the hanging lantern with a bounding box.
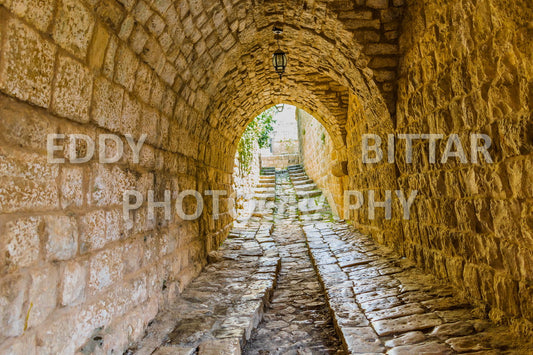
[272,49,287,79]
[272,27,287,80]
[275,103,285,112]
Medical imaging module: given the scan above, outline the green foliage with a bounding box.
[237,107,276,175]
[320,132,326,145]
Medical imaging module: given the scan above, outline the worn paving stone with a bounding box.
[129,166,531,354]
[372,313,442,336]
[297,167,531,354]
[244,171,343,355]
[126,221,280,354]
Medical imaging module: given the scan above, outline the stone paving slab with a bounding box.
[244,170,343,355]
[302,222,533,354]
[126,223,280,354]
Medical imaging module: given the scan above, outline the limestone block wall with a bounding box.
[0,1,231,353]
[345,90,399,247]
[260,153,300,170]
[347,0,533,333]
[296,109,346,217]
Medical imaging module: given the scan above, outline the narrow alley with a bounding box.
[127,166,530,354]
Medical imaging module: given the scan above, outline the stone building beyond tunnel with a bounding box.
[0,0,532,353]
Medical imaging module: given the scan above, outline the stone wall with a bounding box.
[0,1,230,352]
[0,0,530,351]
[233,141,260,220]
[346,0,533,334]
[297,109,347,217]
[260,153,300,170]
[271,139,298,155]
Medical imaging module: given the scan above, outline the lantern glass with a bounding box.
[272,49,287,76]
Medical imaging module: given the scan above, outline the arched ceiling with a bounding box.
[184,0,403,153]
[102,0,404,171]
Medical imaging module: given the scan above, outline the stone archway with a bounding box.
[0,0,532,353]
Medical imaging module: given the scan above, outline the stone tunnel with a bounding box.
[0,0,532,353]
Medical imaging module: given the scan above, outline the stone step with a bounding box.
[296,189,322,199]
[257,183,275,188]
[254,188,275,194]
[261,167,276,173]
[287,164,303,170]
[254,193,275,201]
[298,204,326,215]
[294,183,318,192]
[252,210,274,218]
[288,169,304,175]
[259,176,275,182]
[291,174,309,181]
[293,179,315,187]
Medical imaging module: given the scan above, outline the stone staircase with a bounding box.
[287,164,330,217]
[251,168,276,219]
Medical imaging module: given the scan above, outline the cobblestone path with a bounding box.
[127,166,532,354]
[243,172,344,355]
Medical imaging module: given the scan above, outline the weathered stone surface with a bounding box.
[341,327,384,353]
[3,217,42,268]
[53,0,95,58]
[384,331,426,347]
[52,55,93,122]
[59,260,86,306]
[44,215,78,261]
[0,0,531,353]
[0,18,56,108]
[27,266,59,328]
[388,341,452,355]
[199,338,241,354]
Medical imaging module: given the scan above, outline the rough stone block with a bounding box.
[0,18,56,108]
[9,0,56,32]
[0,332,36,355]
[60,166,84,208]
[88,247,124,292]
[52,55,93,123]
[3,217,42,268]
[0,96,57,152]
[79,209,107,253]
[44,215,78,261]
[366,0,389,9]
[60,260,86,306]
[89,164,136,207]
[53,0,95,58]
[102,35,118,80]
[142,105,161,146]
[364,43,399,55]
[0,178,59,213]
[198,338,241,355]
[121,93,141,136]
[372,313,442,336]
[88,23,111,70]
[27,265,59,328]
[92,77,124,132]
[95,0,125,31]
[146,13,166,36]
[114,44,139,91]
[0,274,29,337]
[0,147,59,212]
[134,63,154,104]
[342,326,384,353]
